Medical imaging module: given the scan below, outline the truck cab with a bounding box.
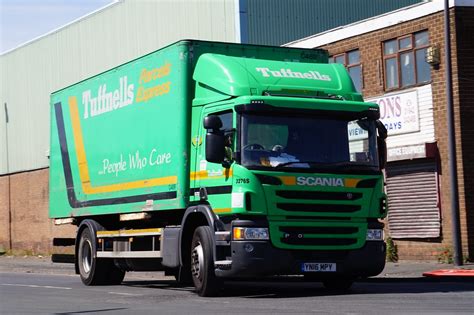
[185,53,387,294]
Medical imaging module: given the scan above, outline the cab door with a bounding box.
[193,106,235,215]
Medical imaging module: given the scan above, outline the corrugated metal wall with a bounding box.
[0,0,237,175]
[386,160,440,238]
[244,0,424,46]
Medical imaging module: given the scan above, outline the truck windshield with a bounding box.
[240,113,379,172]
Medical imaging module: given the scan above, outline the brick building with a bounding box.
[288,0,474,261]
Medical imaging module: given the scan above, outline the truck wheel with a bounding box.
[78,227,125,285]
[104,261,126,285]
[322,277,354,291]
[190,226,222,296]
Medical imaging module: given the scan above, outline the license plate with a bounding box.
[301,262,336,272]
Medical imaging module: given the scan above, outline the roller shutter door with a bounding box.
[386,160,440,238]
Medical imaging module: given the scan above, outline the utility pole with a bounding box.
[444,0,463,266]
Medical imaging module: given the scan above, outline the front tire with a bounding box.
[190,226,222,296]
[77,226,125,285]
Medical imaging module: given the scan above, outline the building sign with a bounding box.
[388,144,426,162]
[367,90,419,136]
[387,142,437,162]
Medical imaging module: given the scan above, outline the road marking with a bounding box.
[108,291,142,296]
[1,283,72,290]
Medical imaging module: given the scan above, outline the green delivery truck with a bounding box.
[50,40,388,296]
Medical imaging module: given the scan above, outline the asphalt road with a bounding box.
[1,271,473,314]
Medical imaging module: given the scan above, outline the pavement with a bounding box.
[378,261,474,279]
[0,255,173,281]
[0,255,473,280]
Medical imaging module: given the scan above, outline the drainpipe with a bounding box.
[4,102,12,252]
[444,0,463,266]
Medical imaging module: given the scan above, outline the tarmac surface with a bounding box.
[2,259,473,315]
[0,255,473,280]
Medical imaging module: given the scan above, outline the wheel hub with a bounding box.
[80,239,92,274]
[191,243,204,280]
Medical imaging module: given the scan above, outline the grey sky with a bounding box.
[0,0,116,53]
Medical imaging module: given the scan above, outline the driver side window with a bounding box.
[211,110,234,161]
[216,111,233,132]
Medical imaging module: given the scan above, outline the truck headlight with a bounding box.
[366,229,384,241]
[233,227,269,240]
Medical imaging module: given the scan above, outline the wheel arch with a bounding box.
[178,204,223,267]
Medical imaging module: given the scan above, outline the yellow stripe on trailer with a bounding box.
[191,169,233,180]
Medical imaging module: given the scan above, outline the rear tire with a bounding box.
[190,226,222,296]
[77,227,125,285]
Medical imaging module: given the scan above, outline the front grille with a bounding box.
[276,190,362,201]
[277,203,360,213]
[272,223,363,249]
[279,226,358,235]
[280,237,357,246]
[279,226,359,246]
[285,216,352,221]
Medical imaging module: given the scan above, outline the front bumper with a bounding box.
[215,240,386,279]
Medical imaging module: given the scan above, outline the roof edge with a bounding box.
[284,0,472,48]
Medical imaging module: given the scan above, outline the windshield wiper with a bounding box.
[274,161,318,169]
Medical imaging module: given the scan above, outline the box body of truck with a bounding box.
[50,40,387,296]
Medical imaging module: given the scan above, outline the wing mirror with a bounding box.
[204,116,225,164]
[376,120,387,169]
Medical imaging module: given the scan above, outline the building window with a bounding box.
[330,49,362,92]
[383,30,431,90]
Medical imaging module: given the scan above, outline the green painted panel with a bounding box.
[50,42,192,218]
[193,54,359,103]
